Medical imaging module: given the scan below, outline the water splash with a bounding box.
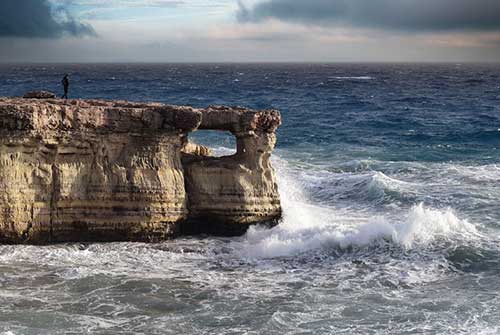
[234,156,480,259]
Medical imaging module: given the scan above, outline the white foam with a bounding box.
[364,171,419,201]
[474,327,500,335]
[234,156,480,259]
[445,164,500,182]
[237,203,478,258]
[329,76,374,80]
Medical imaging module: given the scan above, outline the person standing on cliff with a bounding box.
[61,74,69,99]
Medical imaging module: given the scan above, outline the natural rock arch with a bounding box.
[0,97,282,244]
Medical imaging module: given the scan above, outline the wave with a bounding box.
[233,156,481,259]
[336,159,500,181]
[334,159,500,185]
[334,170,419,204]
[275,152,500,213]
[442,163,500,183]
[328,76,374,80]
[236,203,479,259]
[290,167,421,206]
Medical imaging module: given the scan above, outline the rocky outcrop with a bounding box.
[182,106,282,235]
[23,91,57,99]
[0,97,282,244]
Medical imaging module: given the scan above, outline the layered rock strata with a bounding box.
[0,97,281,243]
[182,106,282,235]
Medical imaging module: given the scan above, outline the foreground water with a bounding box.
[0,63,499,334]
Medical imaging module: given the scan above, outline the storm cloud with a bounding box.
[237,0,500,32]
[0,0,96,38]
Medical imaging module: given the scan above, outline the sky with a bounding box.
[0,0,500,62]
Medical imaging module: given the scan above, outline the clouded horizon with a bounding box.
[1,0,500,63]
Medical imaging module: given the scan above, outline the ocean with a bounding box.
[0,63,499,334]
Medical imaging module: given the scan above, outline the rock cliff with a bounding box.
[0,96,282,244]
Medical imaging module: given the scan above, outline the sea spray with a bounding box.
[237,205,478,259]
[395,203,479,248]
[234,155,481,259]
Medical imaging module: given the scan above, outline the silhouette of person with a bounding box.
[61,74,69,99]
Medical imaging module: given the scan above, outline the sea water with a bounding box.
[0,63,499,334]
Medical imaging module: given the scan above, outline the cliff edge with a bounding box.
[0,96,282,244]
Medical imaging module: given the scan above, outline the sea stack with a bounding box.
[0,95,282,244]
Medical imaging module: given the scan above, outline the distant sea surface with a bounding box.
[0,63,499,334]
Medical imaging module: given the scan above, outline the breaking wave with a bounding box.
[238,203,478,259]
[329,76,374,80]
[235,155,481,259]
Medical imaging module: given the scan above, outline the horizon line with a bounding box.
[2,61,500,65]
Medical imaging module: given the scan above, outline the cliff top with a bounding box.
[0,96,281,135]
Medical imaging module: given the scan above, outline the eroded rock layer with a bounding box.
[0,97,281,243]
[182,106,282,235]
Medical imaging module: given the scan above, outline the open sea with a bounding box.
[0,63,499,334]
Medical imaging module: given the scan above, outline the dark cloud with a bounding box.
[237,0,500,32]
[0,0,96,38]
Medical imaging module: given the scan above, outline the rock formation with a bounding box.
[23,91,57,99]
[0,96,282,244]
[182,106,282,235]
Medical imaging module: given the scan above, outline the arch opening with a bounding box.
[189,130,236,157]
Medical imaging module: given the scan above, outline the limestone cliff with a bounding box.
[0,96,282,244]
[182,106,282,235]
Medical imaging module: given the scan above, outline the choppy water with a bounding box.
[0,63,499,334]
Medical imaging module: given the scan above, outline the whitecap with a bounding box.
[329,76,374,80]
[233,155,481,259]
[235,203,478,259]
